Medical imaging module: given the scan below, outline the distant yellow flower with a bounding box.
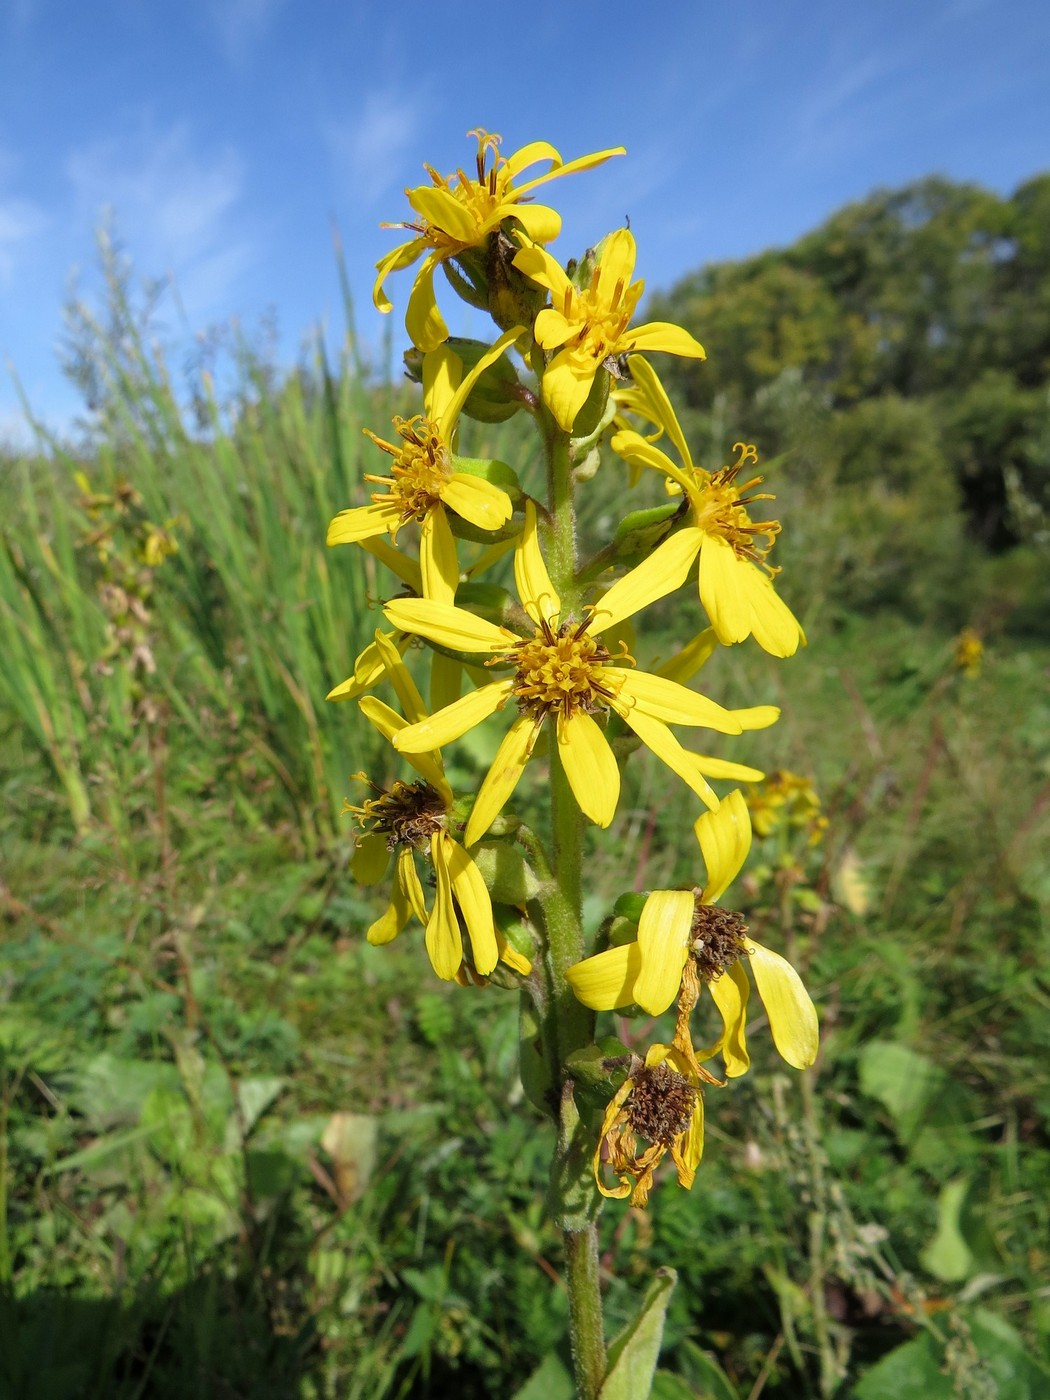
[374,130,625,351]
[327,331,521,600]
[348,634,531,982]
[594,1044,705,1206]
[746,769,827,846]
[953,627,983,678]
[513,228,706,432]
[384,502,764,846]
[566,792,818,1076]
[611,357,802,657]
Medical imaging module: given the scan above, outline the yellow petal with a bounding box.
[732,705,780,731]
[625,321,706,359]
[708,963,751,1078]
[612,705,718,809]
[394,680,512,753]
[327,631,410,702]
[534,306,577,350]
[514,500,560,626]
[676,1085,704,1185]
[422,344,461,424]
[595,229,637,293]
[442,473,514,532]
[542,348,596,432]
[634,889,695,1014]
[408,185,478,242]
[655,628,719,686]
[327,501,402,546]
[425,835,463,980]
[444,835,498,975]
[513,144,625,193]
[746,571,804,658]
[420,507,460,604]
[694,791,752,902]
[691,755,765,783]
[624,356,693,468]
[396,845,428,924]
[512,242,571,298]
[357,697,452,802]
[383,597,511,653]
[609,668,743,733]
[699,534,751,645]
[351,831,390,886]
[405,256,448,353]
[610,429,696,497]
[747,940,819,1069]
[497,933,532,976]
[503,140,562,178]
[464,713,540,845]
[373,629,428,722]
[373,237,427,312]
[366,885,411,945]
[557,710,619,828]
[565,942,643,1010]
[508,202,560,243]
[590,529,703,633]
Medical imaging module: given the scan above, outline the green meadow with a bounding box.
[2,180,1049,1397]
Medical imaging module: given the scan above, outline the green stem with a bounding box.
[564,1225,607,1400]
[537,407,607,1394]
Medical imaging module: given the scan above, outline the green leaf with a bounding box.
[600,1267,677,1400]
[921,1177,975,1281]
[857,1041,947,1142]
[651,1373,700,1400]
[512,1352,575,1400]
[675,1339,741,1400]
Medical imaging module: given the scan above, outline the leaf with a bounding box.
[321,1111,378,1203]
[854,1308,1048,1400]
[600,1267,677,1400]
[853,1333,954,1400]
[921,1177,975,1281]
[512,1352,574,1400]
[235,1076,286,1135]
[651,1373,700,1400]
[67,1053,180,1127]
[674,1339,741,1400]
[857,1041,947,1143]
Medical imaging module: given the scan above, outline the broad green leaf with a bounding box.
[600,1267,677,1400]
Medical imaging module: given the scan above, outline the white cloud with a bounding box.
[325,91,421,206]
[65,121,251,317]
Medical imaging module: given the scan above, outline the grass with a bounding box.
[1,276,1049,1397]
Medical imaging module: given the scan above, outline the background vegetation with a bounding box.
[1,177,1048,1398]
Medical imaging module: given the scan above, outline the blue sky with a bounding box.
[1,0,1048,445]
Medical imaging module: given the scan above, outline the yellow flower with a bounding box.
[348,634,531,982]
[953,627,983,678]
[746,769,827,846]
[566,792,818,1076]
[513,228,706,432]
[327,330,522,601]
[384,503,768,846]
[594,1044,704,1206]
[611,357,803,657]
[374,129,625,352]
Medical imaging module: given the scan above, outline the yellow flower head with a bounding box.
[383,503,768,846]
[610,357,803,657]
[374,130,625,352]
[566,792,819,1076]
[513,228,706,432]
[746,769,827,846]
[594,1043,704,1206]
[347,633,531,982]
[327,330,522,601]
[953,627,983,678]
